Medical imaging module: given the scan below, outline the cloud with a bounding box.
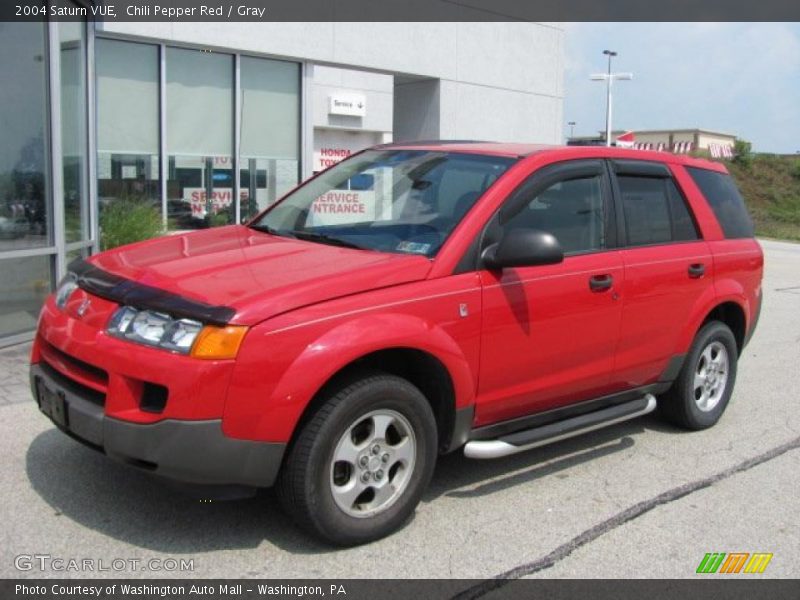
[564,23,800,152]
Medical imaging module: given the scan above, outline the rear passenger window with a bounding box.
[686,167,754,238]
[618,176,698,246]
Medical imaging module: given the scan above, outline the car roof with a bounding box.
[375,140,728,172]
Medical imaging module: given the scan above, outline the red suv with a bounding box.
[31,143,762,545]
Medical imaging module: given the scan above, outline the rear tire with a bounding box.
[277,372,437,546]
[660,321,738,430]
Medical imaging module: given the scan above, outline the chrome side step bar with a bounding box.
[463,394,657,459]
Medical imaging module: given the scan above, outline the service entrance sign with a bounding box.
[309,190,376,226]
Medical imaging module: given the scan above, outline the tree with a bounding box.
[733,139,753,168]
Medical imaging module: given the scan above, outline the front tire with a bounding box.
[660,321,738,430]
[277,372,437,546]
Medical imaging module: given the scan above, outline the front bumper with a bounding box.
[30,363,285,488]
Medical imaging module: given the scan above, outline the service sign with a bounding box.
[184,188,251,217]
[308,190,376,226]
[329,93,366,117]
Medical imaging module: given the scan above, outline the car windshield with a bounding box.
[250,150,516,257]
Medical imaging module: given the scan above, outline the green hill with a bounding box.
[726,154,800,241]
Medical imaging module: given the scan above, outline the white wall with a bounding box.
[394,79,440,141]
[312,65,393,133]
[98,22,565,144]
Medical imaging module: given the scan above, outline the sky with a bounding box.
[563,23,800,153]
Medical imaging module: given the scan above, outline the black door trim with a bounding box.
[611,159,672,178]
[468,384,669,442]
[466,351,686,443]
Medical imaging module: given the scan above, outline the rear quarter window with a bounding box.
[686,167,754,238]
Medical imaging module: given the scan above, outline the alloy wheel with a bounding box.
[329,409,417,518]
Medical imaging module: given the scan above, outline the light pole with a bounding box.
[602,50,615,146]
[591,50,633,146]
[567,121,576,139]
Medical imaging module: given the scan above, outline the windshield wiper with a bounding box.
[251,224,365,250]
[289,230,366,250]
[249,224,296,238]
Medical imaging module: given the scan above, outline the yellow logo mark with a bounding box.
[744,553,773,574]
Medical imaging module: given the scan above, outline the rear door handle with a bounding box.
[589,274,613,292]
[688,263,706,278]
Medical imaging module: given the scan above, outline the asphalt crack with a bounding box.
[452,435,800,599]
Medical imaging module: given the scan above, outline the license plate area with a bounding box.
[36,378,69,428]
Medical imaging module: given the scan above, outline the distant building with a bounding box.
[613,129,736,157]
[567,128,737,158]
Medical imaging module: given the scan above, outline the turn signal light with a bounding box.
[190,325,248,360]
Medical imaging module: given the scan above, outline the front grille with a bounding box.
[40,338,108,385]
[38,357,106,407]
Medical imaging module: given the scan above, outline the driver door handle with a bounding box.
[589,274,613,292]
[688,263,706,278]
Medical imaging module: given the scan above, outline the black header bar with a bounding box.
[4,0,800,22]
[3,579,800,600]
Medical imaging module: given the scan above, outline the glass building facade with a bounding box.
[0,17,301,345]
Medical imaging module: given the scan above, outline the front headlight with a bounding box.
[108,306,203,353]
[55,274,79,310]
[162,318,205,352]
[107,305,246,358]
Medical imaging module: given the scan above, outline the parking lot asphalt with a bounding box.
[0,238,797,581]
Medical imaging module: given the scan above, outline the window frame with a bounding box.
[93,33,304,233]
[608,159,703,250]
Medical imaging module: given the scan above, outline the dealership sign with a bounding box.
[316,147,353,170]
[329,93,366,117]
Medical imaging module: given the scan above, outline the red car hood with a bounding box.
[89,225,432,325]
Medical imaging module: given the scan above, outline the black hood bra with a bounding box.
[68,258,236,326]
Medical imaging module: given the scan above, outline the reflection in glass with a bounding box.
[240,158,300,221]
[0,255,52,338]
[96,39,161,241]
[66,246,89,265]
[0,22,50,252]
[166,48,233,229]
[239,57,300,221]
[60,20,88,243]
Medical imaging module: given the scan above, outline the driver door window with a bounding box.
[503,174,606,255]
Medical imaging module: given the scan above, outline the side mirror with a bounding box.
[481,228,564,270]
